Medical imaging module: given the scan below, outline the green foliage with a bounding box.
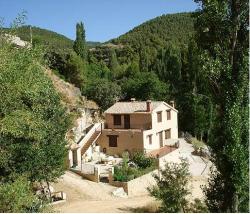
[113,165,138,182]
[148,160,190,212]
[111,12,195,66]
[113,152,156,182]
[0,176,44,212]
[185,198,208,213]
[109,48,119,72]
[4,25,73,51]
[194,0,249,212]
[131,152,154,169]
[63,53,86,88]
[191,138,206,151]
[0,45,70,183]
[83,78,121,111]
[45,50,86,88]
[73,22,86,59]
[121,72,169,101]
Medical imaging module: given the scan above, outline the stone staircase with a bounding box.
[81,130,101,156]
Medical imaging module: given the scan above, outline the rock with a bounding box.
[108,156,114,161]
[112,187,128,198]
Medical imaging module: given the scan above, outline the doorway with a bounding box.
[159,131,163,147]
[72,150,78,167]
[124,114,130,129]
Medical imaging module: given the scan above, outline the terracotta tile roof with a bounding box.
[105,101,163,114]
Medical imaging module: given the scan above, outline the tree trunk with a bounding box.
[232,193,239,212]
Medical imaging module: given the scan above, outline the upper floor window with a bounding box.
[157,111,162,122]
[113,115,121,125]
[108,135,118,147]
[167,110,171,120]
[148,134,152,145]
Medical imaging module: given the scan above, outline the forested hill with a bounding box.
[110,12,195,50]
[4,26,100,50]
[90,12,195,66]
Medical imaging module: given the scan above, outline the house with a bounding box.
[97,99,178,156]
[68,99,178,168]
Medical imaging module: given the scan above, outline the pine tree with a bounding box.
[73,22,86,59]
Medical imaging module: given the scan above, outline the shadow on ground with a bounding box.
[118,202,160,213]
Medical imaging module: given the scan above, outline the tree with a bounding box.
[73,22,86,59]
[109,49,119,73]
[64,52,85,88]
[121,72,169,101]
[0,45,70,184]
[194,0,249,212]
[83,78,121,111]
[148,160,190,212]
[0,176,43,212]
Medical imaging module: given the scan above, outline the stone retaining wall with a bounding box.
[109,169,159,196]
[70,165,100,182]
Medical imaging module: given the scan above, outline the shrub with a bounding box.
[0,176,44,212]
[131,152,154,169]
[148,159,190,212]
[113,165,139,182]
[113,152,157,182]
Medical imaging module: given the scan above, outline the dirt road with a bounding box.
[52,171,156,213]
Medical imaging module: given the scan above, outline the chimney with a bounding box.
[146,100,152,112]
[131,98,136,102]
[170,100,175,108]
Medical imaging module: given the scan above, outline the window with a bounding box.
[148,134,152,145]
[108,135,118,147]
[167,110,171,120]
[157,111,162,122]
[113,115,121,125]
[165,129,171,139]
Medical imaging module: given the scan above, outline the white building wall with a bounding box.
[143,103,178,152]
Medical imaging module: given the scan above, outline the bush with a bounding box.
[148,159,190,212]
[131,152,154,169]
[0,176,44,212]
[113,165,139,182]
[113,152,157,182]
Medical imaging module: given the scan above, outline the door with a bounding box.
[159,131,163,147]
[72,150,78,166]
[124,114,130,129]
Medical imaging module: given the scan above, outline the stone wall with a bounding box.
[70,165,100,183]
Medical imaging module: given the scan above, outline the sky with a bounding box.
[0,0,198,42]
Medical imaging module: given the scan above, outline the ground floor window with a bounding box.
[107,135,118,147]
[165,129,171,139]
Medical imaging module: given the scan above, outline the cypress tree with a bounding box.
[73,22,86,59]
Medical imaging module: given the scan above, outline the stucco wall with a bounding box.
[143,103,178,152]
[109,169,159,196]
[97,129,144,156]
[158,148,181,168]
[105,113,152,129]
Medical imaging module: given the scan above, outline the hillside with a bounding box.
[90,12,195,65]
[4,26,100,50]
[110,12,195,49]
